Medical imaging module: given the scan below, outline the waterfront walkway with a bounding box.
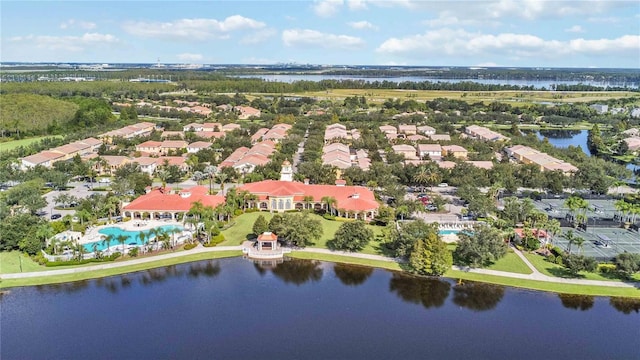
[1,246,638,290]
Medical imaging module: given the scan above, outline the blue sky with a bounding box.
[2,0,639,67]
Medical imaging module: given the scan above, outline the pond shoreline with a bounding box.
[1,247,639,298]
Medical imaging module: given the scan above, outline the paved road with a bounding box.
[42,181,99,220]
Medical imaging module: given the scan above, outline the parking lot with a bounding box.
[41,181,99,221]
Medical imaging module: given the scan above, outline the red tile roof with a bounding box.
[257,232,278,241]
[123,186,225,212]
[238,180,379,212]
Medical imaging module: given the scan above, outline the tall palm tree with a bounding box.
[546,219,561,245]
[565,196,588,226]
[169,227,181,248]
[413,165,441,192]
[303,195,314,210]
[573,236,586,255]
[102,235,114,254]
[321,196,337,215]
[138,231,147,253]
[204,165,218,194]
[116,234,128,255]
[563,230,577,255]
[216,172,229,195]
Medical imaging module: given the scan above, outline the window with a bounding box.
[271,200,276,209]
[278,199,284,210]
[285,199,291,210]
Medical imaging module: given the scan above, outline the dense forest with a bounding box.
[0,94,79,136]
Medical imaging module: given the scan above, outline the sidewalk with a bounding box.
[0,246,242,280]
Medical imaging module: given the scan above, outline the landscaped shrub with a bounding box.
[551,246,564,257]
[234,209,244,216]
[598,263,616,274]
[128,247,139,257]
[546,254,556,263]
[555,256,563,266]
[245,208,258,213]
[323,213,336,221]
[334,217,355,222]
[45,253,121,267]
[184,243,197,250]
[204,234,226,247]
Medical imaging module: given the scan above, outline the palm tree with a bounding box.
[169,227,181,248]
[573,236,586,255]
[204,165,218,194]
[546,219,561,245]
[102,235,114,254]
[303,195,314,210]
[563,230,577,254]
[157,169,169,189]
[216,172,229,195]
[321,196,337,215]
[614,199,631,224]
[74,241,86,261]
[413,165,441,192]
[138,231,147,253]
[565,196,588,227]
[116,234,128,255]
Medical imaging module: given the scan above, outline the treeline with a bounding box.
[0,94,79,136]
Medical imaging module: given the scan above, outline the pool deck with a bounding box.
[80,220,186,246]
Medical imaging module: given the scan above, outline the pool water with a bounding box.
[84,225,183,252]
[439,229,461,236]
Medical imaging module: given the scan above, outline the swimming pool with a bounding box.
[84,225,184,252]
[439,229,461,236]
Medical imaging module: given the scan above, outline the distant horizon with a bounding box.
[1,61,639,71]
[2,1,639,68]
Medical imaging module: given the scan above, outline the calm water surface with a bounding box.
[234,74,639,89]
[1,258,639,360]
[536,129,591,155]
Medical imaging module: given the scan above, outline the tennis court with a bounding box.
[553,227,640,261]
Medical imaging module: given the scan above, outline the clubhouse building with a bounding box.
[238,162,380,220]
[120,162,380,221]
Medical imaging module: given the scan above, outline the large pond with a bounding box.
[233,74,639,89]
[2,258,639,359]
[536,129,591,155]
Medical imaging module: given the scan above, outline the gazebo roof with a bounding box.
[257,232,278,242]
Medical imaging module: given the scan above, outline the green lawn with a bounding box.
[0,251,49,273]
[523,253,640,282]
[289,251,403,272]
[0,135,63,152]
[486,250,533,274]
[0,250,242,288]
[221,212,387,255]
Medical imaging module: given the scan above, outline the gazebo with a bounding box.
[257,232,278,251]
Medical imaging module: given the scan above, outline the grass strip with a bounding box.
[0,251,242,289]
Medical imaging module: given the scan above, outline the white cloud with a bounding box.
[313,0,344,17]
[9,33,118,52]
[587,16,620,23]
[348,0,367,10]
[348,21,377,30]
[565,25,584,33]
[122,15,265,41]
[377,29,640,60]
[241,28,277,44]
[60,19,97,30]
[282,29,365,49]
[176,53,203,62]
[423,14,500,28]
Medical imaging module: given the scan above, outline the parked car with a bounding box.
[417,193,428,199]
[437,183,449,188]
[50,214,62,220]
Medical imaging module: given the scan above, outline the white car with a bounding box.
[437,183,449,187]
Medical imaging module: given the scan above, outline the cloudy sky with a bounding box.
[2,0,639,67]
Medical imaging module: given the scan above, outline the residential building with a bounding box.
[221,123,242,132]
[392,144,418,160]
[379,125,397,134]
[398,124,417,135]
[589,104,608,114]
[136,141,162,154]
[21,151,66,169]
[417,125,436,135]
[186,142,213,153]
[624,138,640,153]
[442,145,468,159]
[465,125,510,142]
[131,157,158,175]
[506,145,578,175]
[417,144,442,159]
[160,140,188,154]
[234,106,261,119]
[428,134,452,142]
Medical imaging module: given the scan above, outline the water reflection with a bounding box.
[186,261,221,278]
[35,280,91,295]
[538,129,582,139]
[389,273,451,309]
[271,259,323,285]
[333,263,373,287]
[452,281,505,311]
[609,297,640,314]
[558,294,595,311]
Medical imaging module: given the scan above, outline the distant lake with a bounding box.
[233,74,639,89]
[536,129,591,155]
[1,258,639,359]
